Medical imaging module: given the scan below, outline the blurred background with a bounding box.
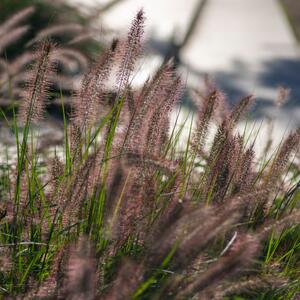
[83,0,300,124]
[70,0,300,151]
[1,0,300,156]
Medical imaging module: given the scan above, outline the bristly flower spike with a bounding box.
[117,9,145,92]
[18,40,57,124]
[72,39,118,128]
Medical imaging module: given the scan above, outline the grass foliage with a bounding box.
[0,7,300,300]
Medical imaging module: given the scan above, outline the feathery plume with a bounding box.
[68,32,94,45]
[0,6,34,37]
[61,237,97,300]
[72,39,118,128]
[103,259,144,300]
[48,154,64,197]
[123,61,175,153]
[69,122,82,163]
[125,152,178,174]
[198,120,231,202]
[148,196,246,269]
[228,95,254,128]
[0,25,30,54]
[52,48,89,70]
[105,159,128,219]
[214,275,288,299]
[192,89,222,154]
[171,197,244,269]
[174,234,259,299]
[231,144,255,195]
[26,23,83,46]
[266,130,300,186]
[117,9,145,91]
[59,154,96,227]
[18,40,57,124]
[257,208,300,239]
[114,166,146,244]
[8,51,35,75]
[147,75,183,156]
